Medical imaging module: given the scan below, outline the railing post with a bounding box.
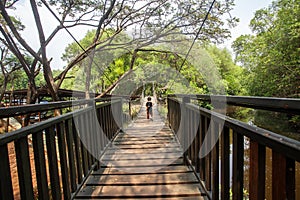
[121,98,124,131]
[249,140,266,200]
[0,144,13,200]
[128,98,132,120]
[272,151,295,200]
[232,131,244,200]
[182,96,190,164]
[221,127,230,200]
[167,96,170,127]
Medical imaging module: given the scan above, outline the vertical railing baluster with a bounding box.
[103,106,108,139]
[81,141,89,177]
[232,131,244,200]
[45,127,61,200]
[89,109,96,165]
[204,117,211,191]
[15,137,34,199]
[92,106,100,170]
[167,97,170,127]
[272,151,295,200]
[79,113,89,176]
[0,144,14,200]
[107,106,111,139]
[65,119,77,192]
[187,109,192,163]
[286,158,295,200]
[57,122,71,200]
[109,106,113,138]
[84,111,92,168]
[195,112,200,173]
[211,121,220,200]
[73,117,83,183]
[97,105,104,151]
[199,114,206,181]
[176,100,180,134]
[191,110,196,166]
[249,140,266,200]
[33,131,50,200]
[221,126,230,200]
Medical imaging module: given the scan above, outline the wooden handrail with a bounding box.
[167,95,300,200]
[0,98,123,199]
[169,94,300,114]
[0,97,119,118]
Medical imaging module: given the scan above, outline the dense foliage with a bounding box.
[1,0,299,101]
[232,0,300,97]
[60,28,244,97]
[0,0,238,101]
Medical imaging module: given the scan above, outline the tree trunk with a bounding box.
[23,77,38,126]
[30,0,59,102]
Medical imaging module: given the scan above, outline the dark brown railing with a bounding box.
[167,94,300,200]
[0,98,123,200]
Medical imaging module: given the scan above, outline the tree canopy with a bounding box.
[232,0,300,97]
[1,0,238,101]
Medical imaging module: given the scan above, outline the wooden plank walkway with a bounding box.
[74,103,205,199]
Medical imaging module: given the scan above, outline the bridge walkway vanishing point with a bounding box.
[74,103,206,199]
[1,95,299,200]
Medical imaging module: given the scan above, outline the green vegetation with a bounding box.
[0,0,299,101]
[232,0,300,97]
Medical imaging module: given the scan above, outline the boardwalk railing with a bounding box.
[0,98,123,200]
[167,94,300,200]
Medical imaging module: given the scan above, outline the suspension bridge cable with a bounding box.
[179,0,216,72]
[40,0,114,84]
[169,0,216,89]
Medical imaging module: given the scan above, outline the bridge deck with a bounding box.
[74,105,205,199]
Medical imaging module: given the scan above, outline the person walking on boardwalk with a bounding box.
[146,97,153,119]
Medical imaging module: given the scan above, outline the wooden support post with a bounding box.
[232,131,244,200]
[5,118,9,132]
[15,138,34,199]
[0,145,14,200]
[46,127,61,199]
[199,115,205,180]
[211,121,219,200]
[57,122,71,199]
[221,127,230,200]
[249,140,266,200]
[65,119,77,192]
[32,132,50,200]
[182,96,190,165]
[272,151,295,200]
[204,117,211,191]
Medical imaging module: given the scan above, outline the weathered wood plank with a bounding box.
[100,158,183,167]
[74,104,204,199]
[75,197,203,200]
[111,143,181,149]
[86,172,198,185]
[101,152,182,161]
[75,184,203,198]
[104,148,183,154]
[94,165,194,175]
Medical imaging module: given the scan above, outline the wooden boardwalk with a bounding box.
[74,103,205,199]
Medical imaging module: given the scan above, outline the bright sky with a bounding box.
[222,0,273,49]
[11,0,274,69]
